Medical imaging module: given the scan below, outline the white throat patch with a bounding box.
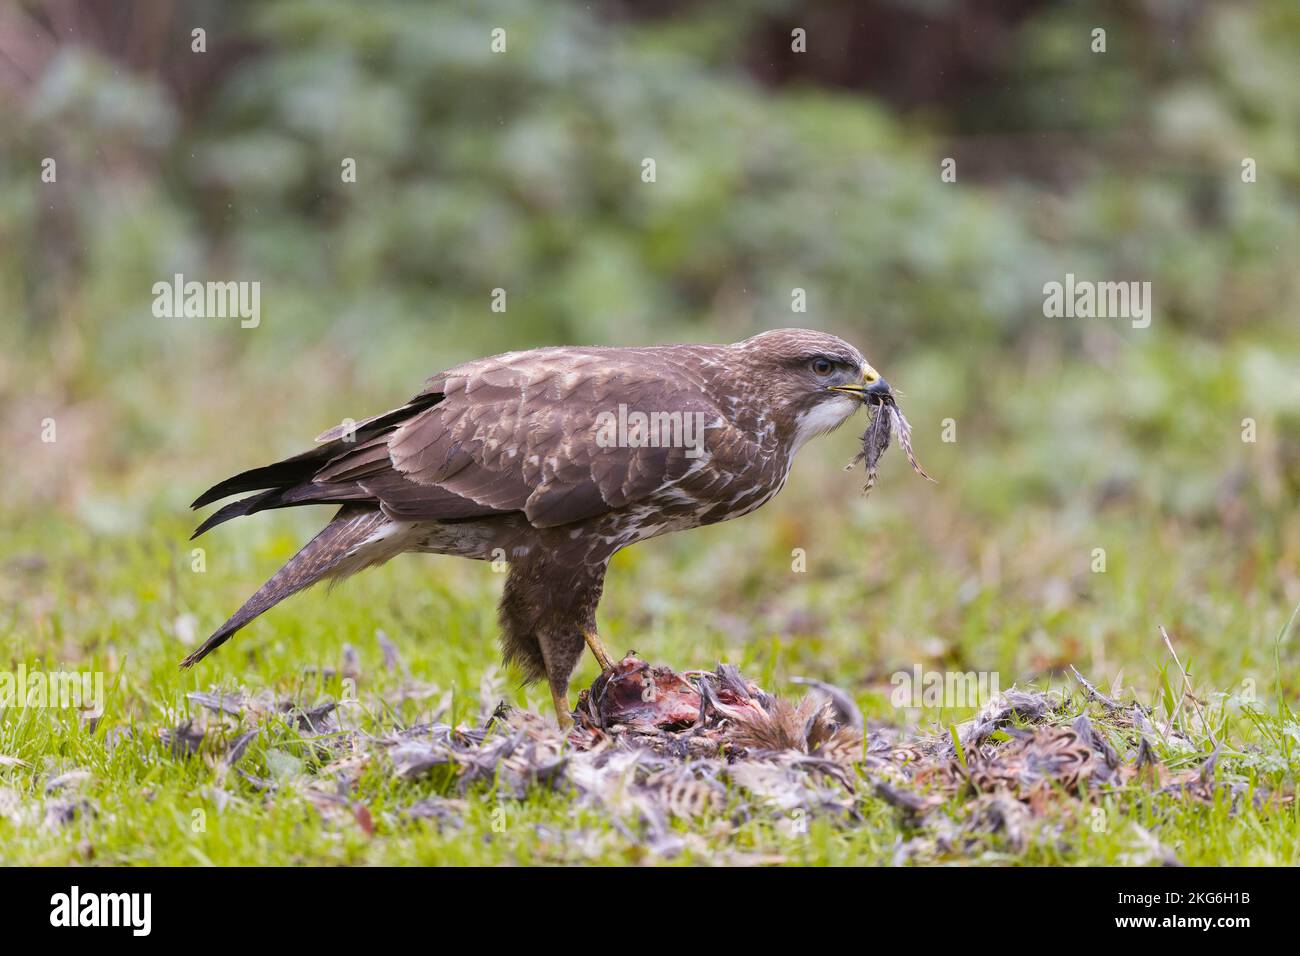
[791,395,861,453]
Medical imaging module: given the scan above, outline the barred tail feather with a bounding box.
[180,507,389,668]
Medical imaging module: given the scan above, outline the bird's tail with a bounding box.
[180,507,389,668]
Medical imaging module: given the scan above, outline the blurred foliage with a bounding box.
[3,0,1297,359]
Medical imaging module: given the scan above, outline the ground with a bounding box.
[2,337,1298,866]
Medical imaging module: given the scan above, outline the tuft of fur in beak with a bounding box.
[845,393,934,496]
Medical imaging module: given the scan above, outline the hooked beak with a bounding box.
[827,366,891,403]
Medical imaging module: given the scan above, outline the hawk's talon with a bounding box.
[584,629,615,672]
[551,686,574,730]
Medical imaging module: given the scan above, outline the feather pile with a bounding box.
[143,652,1291,864]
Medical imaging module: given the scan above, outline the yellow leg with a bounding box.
[551,684,573,730]
[583,629,615,671]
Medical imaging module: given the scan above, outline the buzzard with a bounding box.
[187,328,893,724]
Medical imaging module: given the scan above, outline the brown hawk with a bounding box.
[187,328,892,724]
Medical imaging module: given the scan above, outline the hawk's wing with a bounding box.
[382,348,725,527]
[192,347,731,534]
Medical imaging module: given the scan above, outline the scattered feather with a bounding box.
[160,653,1285,862]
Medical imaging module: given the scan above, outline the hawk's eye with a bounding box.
[810,358,835,376]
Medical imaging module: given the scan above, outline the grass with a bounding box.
[2,325,1299,866]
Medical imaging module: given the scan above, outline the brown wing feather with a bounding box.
[195,346,728,534]
[388,349,723,528]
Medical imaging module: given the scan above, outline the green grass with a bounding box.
[3,327,1300,865]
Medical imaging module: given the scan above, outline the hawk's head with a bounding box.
[736,328,890,450]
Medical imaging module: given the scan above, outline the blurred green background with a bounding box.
[3,0,1300,706]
